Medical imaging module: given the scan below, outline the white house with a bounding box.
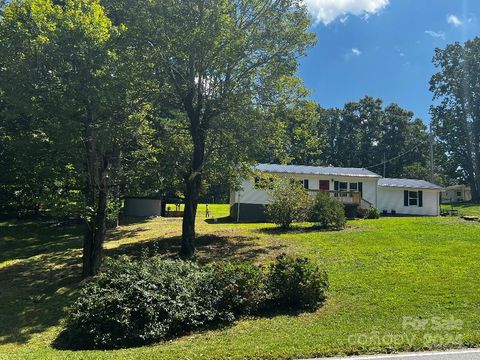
[442,185,472,204]
[377,178,443,216]
[230,163,443,221]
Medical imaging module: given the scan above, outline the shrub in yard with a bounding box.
[65,257,218,349]
[363,207,380,219]
[266,177,312,229]
[64,255,329,349]
[206,262,268,316]
[64,257,268,349]
[309,192,346,229]
[267,254,328,310]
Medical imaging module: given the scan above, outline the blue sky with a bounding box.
[299,0,480,124]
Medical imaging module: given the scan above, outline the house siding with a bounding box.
[124,198,162,217]
[230,174,379,220]
[442,186,472,203]
[377,187,440,216]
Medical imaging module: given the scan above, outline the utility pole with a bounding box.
[430,123,434,182]
[383,153,386,178]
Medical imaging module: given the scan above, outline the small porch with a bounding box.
[307,190,372,209]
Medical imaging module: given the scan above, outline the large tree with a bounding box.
[110,0,316,258]
[0,0,136,276]
[430,37,480,200]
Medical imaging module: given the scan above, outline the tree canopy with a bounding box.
[430,37,480,201]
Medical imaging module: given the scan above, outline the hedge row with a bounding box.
[63,254,328,349]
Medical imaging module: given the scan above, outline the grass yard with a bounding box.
[443,202,480,217]
[166,203,231,218]
[1,206,480,359]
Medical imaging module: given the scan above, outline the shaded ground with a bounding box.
[0,210,284,349]
[1,211,480,359]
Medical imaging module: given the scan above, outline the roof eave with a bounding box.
[379,185,444,191]
[256,169,381,178]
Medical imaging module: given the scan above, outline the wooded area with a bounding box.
[1,0,479,276]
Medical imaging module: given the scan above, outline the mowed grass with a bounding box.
[444,202,480,217]
[166,203,231,218]
[1,206,480,359]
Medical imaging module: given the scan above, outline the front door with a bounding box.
[319,180,329,192]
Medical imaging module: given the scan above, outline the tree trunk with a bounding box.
[82,191,106,277]
[473,120,480,203]
[470,177,480,203]
[82,157,110,277]
[465,122,480,203]
[180,118,205,258]
[180,174,200,258]
[81,107,111,277]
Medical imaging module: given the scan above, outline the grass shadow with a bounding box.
[0,217,287,347]
[0,220,83,264]
[106,233,287,264]
[0,247,82,345]
[255,225,344,235]
[204,216,234,224]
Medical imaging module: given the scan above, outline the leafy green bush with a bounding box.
[267,254,328,310]
[266,177,312,229]
[363,206,380,219]
[309,192,346,229]
[65,257,225,349]
[64,255,328,349]
[206,262,268,316]
[65,257,267,349]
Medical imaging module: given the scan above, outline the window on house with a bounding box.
[303,179,309,189]
[409,191,418,206]
[339,182,348,190]
[404,190,423,207]
[349,182,358,191]
[457,191,462,197]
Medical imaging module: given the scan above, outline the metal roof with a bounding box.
[446,184,470,190]
[254,163,381,178]
[378,178,444,190]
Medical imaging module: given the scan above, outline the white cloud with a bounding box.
[424,30,446,39]
[351,48,361,56]
[447,14,462,26]
[304,0,389,25]
[339,15,349,24]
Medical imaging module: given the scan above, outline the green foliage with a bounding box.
[267,254,328,311]
[105,0,316,256]
[430,37,480,199]
[265,177,312,228]
[64,254,328,349]
[309,192,346,230]
[205,262,269,317]
[66,257,215,348]
[363,207,380,219]
[262,96,434,181]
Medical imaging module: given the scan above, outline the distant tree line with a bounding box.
[260,95,443,181]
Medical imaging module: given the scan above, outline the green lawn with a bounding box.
[443,202,480,217]
[1,207,480,359]
[166,203,231,218]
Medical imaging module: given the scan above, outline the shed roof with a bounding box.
[378,178,443,190]
[446,184,470,190]
[254,163,381,178]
